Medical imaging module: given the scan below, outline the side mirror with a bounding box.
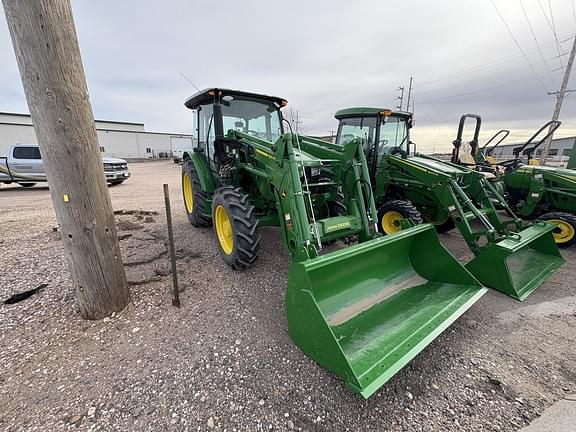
[408,141,416,155]
[234,121,244,129]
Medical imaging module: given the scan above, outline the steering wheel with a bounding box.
[390,146,408,159]
[341,134,358,144]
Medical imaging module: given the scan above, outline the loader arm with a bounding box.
[226,130,378,261]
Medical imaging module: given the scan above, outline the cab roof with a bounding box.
[184,88,287,110]
[334,107,412,120]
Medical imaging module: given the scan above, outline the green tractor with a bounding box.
[453,114,576,248]
[180,88,486,398]
[332,107,564,301]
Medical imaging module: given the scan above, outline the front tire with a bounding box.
[182,160,211,227]
[212,187,261,270]
[377,200,423,235]
[537,212,576,248]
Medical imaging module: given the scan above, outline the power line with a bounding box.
[418,56,560,96]
[415,48,561,92]
[519,0,557,88]
[415,33,576,90]
[547,0,564,72]
[490,0,549,92]
[418,74,549,105]
[560,33,576,44]
[415,51,564,97]
[538,0,564,72]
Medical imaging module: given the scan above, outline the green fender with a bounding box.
[184,150,216,193]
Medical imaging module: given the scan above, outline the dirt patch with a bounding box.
[0,161,574,431]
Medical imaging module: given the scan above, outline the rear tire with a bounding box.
[19,183,36,188]
[182,160,211,227]
[537,212,576,248]
[212,186,261,270]
[377,200,423,235]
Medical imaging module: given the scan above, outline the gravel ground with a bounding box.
[1,161,575,432]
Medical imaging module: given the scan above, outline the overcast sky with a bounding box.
[1,0,575,152]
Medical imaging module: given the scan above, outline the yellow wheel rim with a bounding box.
[548,219,575,244]
[215,205,234,255]
[381,211,404,234]
[183,172,194,213]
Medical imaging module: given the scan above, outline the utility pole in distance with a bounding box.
[3,0,130,319]
[540,35,576,164]
[406,77,414,112]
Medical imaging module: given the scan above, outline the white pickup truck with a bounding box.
[0,144,131,187]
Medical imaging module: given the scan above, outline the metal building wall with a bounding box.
[0,112,191,160]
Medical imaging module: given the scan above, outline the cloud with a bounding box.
[0,0,574,152]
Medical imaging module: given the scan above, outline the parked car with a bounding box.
[0,144,130,187]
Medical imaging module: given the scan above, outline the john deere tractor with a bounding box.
[180,88,486,398]
[452,114,576,248]
[332,107,564,301]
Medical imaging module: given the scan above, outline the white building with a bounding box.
[0,112,192,161]
[489,136,576,160]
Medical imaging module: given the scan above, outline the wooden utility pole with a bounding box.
[2,0,130,319]
[540,35,576,164]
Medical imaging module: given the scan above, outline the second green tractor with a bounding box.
[332,107,564,301]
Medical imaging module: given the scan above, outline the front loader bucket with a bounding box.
[286,224,486,399]
[466,223,564,301]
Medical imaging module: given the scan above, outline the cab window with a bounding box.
[220,97,282,142]
[336,117,377,147]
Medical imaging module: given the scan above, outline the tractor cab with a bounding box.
[334,107,413,181]
[185,88,288,171]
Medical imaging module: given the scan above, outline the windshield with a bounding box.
[336,117,377,147]
[221,97,283,142]
[377,116,409,156]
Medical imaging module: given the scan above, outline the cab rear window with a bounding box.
[13,146,41,159]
